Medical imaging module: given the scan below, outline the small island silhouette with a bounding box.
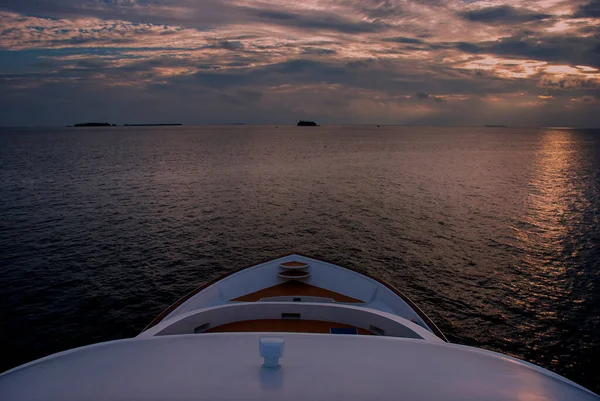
[72,122,182,127]
[297,120,319,126]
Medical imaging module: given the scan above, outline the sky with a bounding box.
[0,0,599,127]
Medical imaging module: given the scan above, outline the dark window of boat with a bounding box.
[293,298,301,302]
[281,313,301,319]
[194,323,211,333]
[369,325,385,335]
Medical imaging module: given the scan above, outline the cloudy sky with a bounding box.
[0,0,599,126]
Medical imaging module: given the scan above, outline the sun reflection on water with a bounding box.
[521,130,581,248]
[506,129,594,368]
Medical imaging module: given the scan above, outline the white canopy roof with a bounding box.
[2,333,597,401]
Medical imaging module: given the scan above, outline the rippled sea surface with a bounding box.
[1,125,599,390]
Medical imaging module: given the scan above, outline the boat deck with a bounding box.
[232,280,364,303]
[141,254,448,343]
[204,319,372,335]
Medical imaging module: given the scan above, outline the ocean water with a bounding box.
[1,125,599,391]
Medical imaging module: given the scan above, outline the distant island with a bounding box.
[297,120,319,126]
[73,122,115,127]
[484,124,508,128]
[71,123,182,127]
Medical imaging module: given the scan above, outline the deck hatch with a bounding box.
[278,271,311,279]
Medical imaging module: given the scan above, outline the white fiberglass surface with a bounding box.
[1,334,598,401]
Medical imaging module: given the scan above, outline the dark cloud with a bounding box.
[346,59,375,69]
[455,42,482,54]
[273,59,347,76]
[208,40,244,51]
[412,92,443,102]
[74,57,109,68]
[0,0,238,29]
[459,6,551,23]
[453,34,600,67]
[382,36,424,44]
[172,60,347,101]
[249,8,388,33]
[572,1,600,18]
[161,58,496,103]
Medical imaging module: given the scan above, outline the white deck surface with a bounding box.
[2,333,598,401]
